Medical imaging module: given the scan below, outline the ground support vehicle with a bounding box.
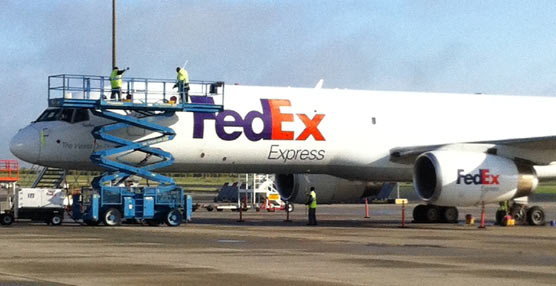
[1,188,66,226]
[47,74,221,227]
[72,187,192,226]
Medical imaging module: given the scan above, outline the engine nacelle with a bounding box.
[413,151,538,206]
[275,174,382,204]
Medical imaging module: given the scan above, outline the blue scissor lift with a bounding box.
[48,74,224,226]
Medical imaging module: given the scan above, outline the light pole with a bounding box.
[112,0,117,68]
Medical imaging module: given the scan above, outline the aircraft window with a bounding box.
[36,109,61,122]
[73,109,89,123]
[58,109,74,123]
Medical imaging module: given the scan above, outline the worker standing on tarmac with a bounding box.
[110,66,128,101]
[174,67,189,103]
[306,187,317,225]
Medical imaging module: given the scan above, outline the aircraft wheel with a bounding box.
[510,205,527,225]
[103,208,122,226]
[0,213,14,226]
[412,204,427,223]
[50,215,63,226]
[425,205,440,223]
[165,209,182,227]
[495,210,507,225]
[441,207,459,223]
[527,206,545,226]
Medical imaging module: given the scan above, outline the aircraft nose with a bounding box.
[10,126,40,164]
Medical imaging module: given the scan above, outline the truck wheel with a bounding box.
[527,206,545,226]
[165,209,182,227]
[0,214,14,226]
[50,215,63,226]
[103,208,122,226]
[206,205,214,212]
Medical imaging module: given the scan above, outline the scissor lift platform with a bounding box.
[47,74,223,226]
[48,74,224,112]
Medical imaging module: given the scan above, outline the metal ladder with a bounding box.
[32,167,66,188]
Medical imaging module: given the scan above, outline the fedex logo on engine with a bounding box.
[192,96,325,141]
[456,169,500,185]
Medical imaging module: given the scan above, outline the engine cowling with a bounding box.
[275,174,383,204]
[413,151,538,206]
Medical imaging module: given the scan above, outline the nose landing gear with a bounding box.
[496,201,545,226]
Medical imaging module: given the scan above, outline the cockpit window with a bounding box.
[73,109,89,123]
[59,109,74,123]
[36,109,61,122]
[35,108,89,124]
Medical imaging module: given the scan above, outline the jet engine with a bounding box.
[413,151,538,206]
[275,174,383,204]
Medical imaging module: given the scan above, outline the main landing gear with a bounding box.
[413,205,459,223]
[495,201,545,226]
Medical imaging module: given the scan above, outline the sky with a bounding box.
[2,1,556,159]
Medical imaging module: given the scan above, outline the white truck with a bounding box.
[0,188,66,226]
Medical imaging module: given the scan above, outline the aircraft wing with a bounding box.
[390,135,556,165]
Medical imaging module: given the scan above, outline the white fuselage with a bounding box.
[10,85,556,182]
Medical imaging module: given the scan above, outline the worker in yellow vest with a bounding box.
[174,67,189,103]
[110,66,128,100]
[306,187,317,225]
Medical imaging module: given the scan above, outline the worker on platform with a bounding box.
[173,67,189,103]
[306,187,317,226]
[110,66,128,101]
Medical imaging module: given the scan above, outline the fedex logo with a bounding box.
[456,169,500,185]
[192,96,325,141]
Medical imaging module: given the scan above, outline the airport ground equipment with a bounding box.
[1,161,65,226]
[48,74,223,226]
[0,160,19,225]
[1,188,66,226]
[368,183,408,205]
[71,188,192,226]
[0,160,19,184]
[199,174,292,212]
[32,167,66,188]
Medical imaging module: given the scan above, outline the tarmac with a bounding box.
[0,199,556,286]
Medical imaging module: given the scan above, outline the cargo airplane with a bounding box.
[10,80,556,225]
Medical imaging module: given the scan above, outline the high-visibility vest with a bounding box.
[177,68,189,84]
[309,191,317,209]
[110,69,122,89]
